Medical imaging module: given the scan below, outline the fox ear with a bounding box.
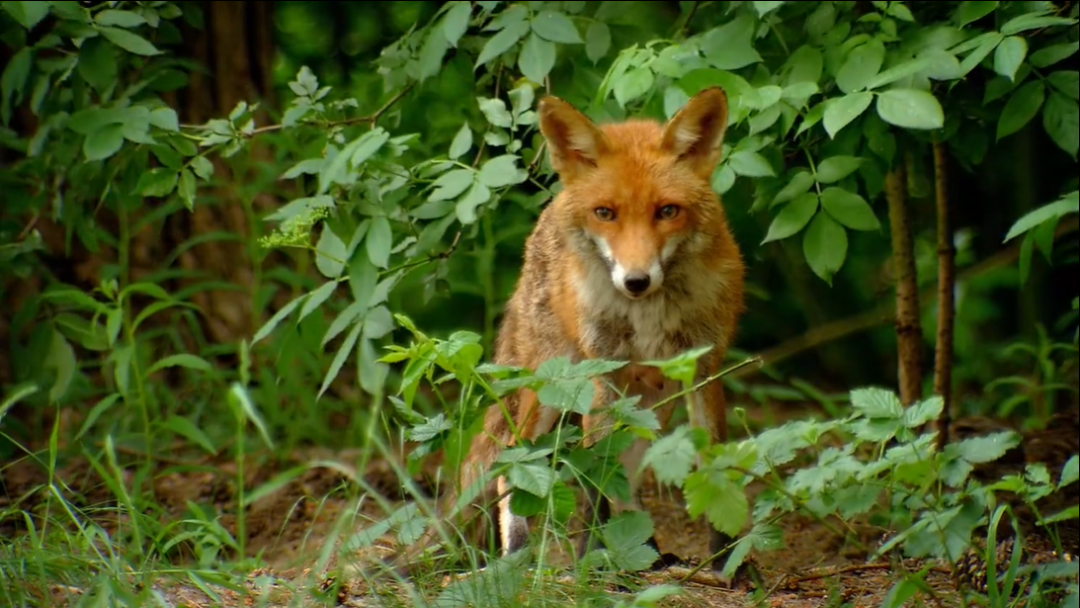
[538,96,609,182]
[661,87,729,178]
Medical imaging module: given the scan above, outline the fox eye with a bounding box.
[657,205,680,220]
[594,207,616,221]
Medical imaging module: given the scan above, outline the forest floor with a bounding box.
[1,402,982,608]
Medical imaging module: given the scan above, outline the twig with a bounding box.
[932,140,955,449]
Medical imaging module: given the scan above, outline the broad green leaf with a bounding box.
[1000,12,1076,36]
[2,46,31,124]
[455,181,491,224]
[177,169,196,210]
[851,387,903,419]
[430,169,475,201]
[772,171,815,206]
[837,39,886,93]
[993,36,1026,81]
[956,431,1019,463]
[1047,70,1079,101]
[442,1,471,47]
[149,107,179,131]
[820,188,880,231]
[685,469,748,537]
[601,511,659,572]
[701,13,762,70]
[418,29,449,81]
[728,150,775,177]
[136,168,178,197]
[1003,192,1079,242]
[814,156,862,184]
[957,32,1004,77]
[95,9,146,28]
[614,67,654,107]
[84,123,125,161]
[315,225,348,278]
[762,193,818,244]
[479,154,527,187]
[2,1,50,29]
[478,96,513,127]
[875,89,944,130]
[191,156,214,180]
[448,122,472,160]
[997,80,1045,140]
[823,92,873,138]
[367,216,393,269]
[1043,91,1079,158]
[475,18,529,67]
[1029,42,1079,68]
[642,426,696,485]
[99,26,162,56]
[585,22,611,64]
[957,1,998,28]
[508,462,556,497]
[531,10,581,44]
[753,1,784,17]
[803,211,847,284]
[77,37,117,92]
[519,32,555,84]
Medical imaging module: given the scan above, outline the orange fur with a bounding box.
[453,87,745,571]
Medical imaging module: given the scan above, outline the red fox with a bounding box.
[454,86,747,574]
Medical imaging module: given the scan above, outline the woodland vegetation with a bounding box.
[1,1,1078,607]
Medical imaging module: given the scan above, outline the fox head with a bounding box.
[538,87,730,300]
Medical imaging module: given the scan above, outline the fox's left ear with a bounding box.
[661,87,729,179]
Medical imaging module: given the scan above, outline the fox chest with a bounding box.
[577,293,700,362]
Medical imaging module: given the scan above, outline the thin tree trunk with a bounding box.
[932,141,955,448]
[885,159,923,406]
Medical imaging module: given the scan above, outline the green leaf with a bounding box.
[993,36,1027,81]
[836,39,886,94]
[83,123,125,161]
[531,10,582,44]
[252,292,305,344]
[99,26,162,56]
[814,156,862,184]
[957,1,998,28]
[762,192,818,244]
[519,32,556,84]
[177,169,196,210]
[642,426,696,486]
[957,32,1004,77]
[475,18,529,68]
[455,180,491,224]
[146,354,213,377]
[875,89,944,130]
[685,469,748,537]
[803,211,847,285]
[1000,13,1076,36]
[44,329,75,403]
[478,97,513,127]
[1047,70,1079,101]
[823,92,873,138]
[601,511,659,572]
[299,280,338,322]
[753,1,784,17]
[1029,42,1079,68]
[161,415,216,455]
[315,225,348,278]
[1043,91,1079,158]
[508,462,556,497]
[2,47,33,124]
[191,156,214,180]
[77,37,118,92]
[1061,455,1079,489]
[585,22,611,64]
[701,13,762,70]
[319,322,362,399]
[449,122,472,160]
[479,154,527,188]
[418,29,449,81]
[820,188,881,231]
[614,67,654,107]
[957,431,1020,463]
[771,171,815,206]
[442,1,471,47]
[728,150,775,177]
[997,80,1045,140]
[2,1,50,29]
[1003,192,1079,242]
[149,107,179,131]
[851,387,903,419]
[367,216,393,269]
[94,9,146,28]
[430,168,475,201]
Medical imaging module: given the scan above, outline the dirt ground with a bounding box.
[2,434,975,608]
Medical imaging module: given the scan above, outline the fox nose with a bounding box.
[623,273,651,295]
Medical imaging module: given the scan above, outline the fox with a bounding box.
[396,86,746,579]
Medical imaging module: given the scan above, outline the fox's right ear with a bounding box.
[538,97,609,182]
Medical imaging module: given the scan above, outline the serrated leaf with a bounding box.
[997,80,1045,140]
[685,469,748,537]
[531,10,581,44]
[508,462,555,497]
[957,431,1020,464]
[762,193,818,244]
[642,426,696,485]
[803,211,847,284]
[851,387,903,419]
[820,187,880,230]
[875,89,944,130]
[99,26,161,56]
[585,22,610,64]
[823,92,873,138]
[815,156,862,184]
[993,35,1027,81]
